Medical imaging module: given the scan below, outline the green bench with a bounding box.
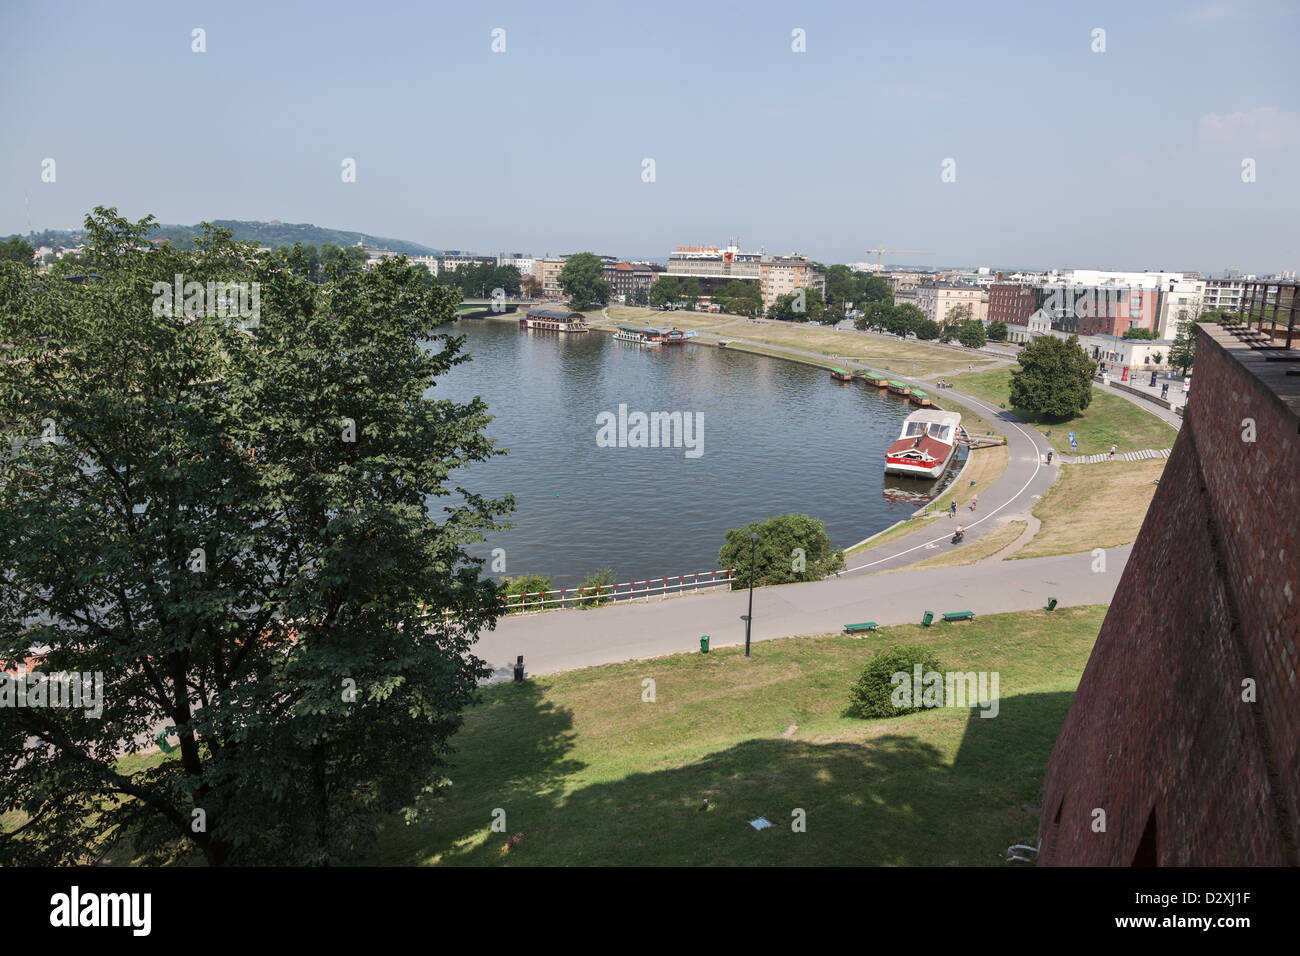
[843,622,879,634]
[942,611,976,623]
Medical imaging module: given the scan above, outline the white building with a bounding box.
[498,254,535,275]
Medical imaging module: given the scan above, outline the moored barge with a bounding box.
[521,308,589,333]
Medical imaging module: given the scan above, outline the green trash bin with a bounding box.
[1046,597,1058,611]
[922,610,934,628]
[700,635,710,653]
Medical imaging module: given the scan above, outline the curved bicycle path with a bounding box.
[477,333,1145,678]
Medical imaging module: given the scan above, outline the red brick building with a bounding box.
[987,283,1040,329]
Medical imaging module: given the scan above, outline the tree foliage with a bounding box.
[956,319,987,349]
[1169,321,1198,373]
[718,514,844,588]
[847,646,943,719]
[1007,334,1097,419]
[0,237,35,267]
[768,288,826,322]
[0,208,513,865]
[985,320,1008,342]
[1121,326,1156,340]
[557,253,610,311]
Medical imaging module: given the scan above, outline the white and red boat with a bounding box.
[884,409,962,479]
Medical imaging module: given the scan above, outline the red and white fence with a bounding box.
[415,568,738,621]
[499,568,738,614]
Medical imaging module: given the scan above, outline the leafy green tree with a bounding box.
[1121,326,1156,340]
[680,277,703,310]
[1008,333,1098,419]
[855,300,893,332]
[914,318,942,341]
[715,279,761,317]
[0,208,513,866]
[1169,320,1198,373]
[275,242,322,282]
[631,286,649,306]
[557,252,610,310]
[718,514,844,588]
[648,275,679,308]
[885,303,925,338]
[957,319,987,348]
[986,320,1008,342]
[0,237,35,267]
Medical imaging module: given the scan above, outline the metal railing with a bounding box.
[1228,281,1299,352]
[415,567,738,620]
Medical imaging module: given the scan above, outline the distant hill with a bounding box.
[6,220,440,255]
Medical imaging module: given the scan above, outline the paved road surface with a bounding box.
[478,545,1129,679]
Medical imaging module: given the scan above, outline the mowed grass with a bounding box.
[904,520,1029,571]
[371,607,1107,866]
[595,306,738,330]
[718,323,997,378]
[1015,459,1165,559]
[951,368,1177,457]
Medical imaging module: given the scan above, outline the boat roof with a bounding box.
[527,308,585,320]
[903,409,961,427]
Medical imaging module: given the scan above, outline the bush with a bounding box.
[719,513,844,588]
[847,646,944,719]
[577,567,616,607]
[501,574,553,613]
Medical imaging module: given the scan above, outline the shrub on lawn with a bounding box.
[848,646,944,719]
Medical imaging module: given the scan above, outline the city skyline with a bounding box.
[2,0,1298,273]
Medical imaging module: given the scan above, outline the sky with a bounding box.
[1,0,1297,273]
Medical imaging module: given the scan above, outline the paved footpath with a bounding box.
[478,546,1129,679]
[475,330,1168,680]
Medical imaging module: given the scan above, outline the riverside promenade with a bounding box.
[476,331,1153,679]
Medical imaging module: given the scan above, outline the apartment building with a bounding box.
[759,255,826,310]
[603,261,665,300]
[916,282,988,325]
[532,258,568,300]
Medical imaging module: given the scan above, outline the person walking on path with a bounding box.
[969,494,979,511]
[1046,449,1053,465]
[1110,444,1116,460]
[949,500,957,518]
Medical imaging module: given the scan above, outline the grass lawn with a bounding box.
[951,368,1177,457]
[904,520,1029,571]
[595,306,738,330]
[370,606,1107,866]
[717,323,998,378]
[1015,459,1165,559]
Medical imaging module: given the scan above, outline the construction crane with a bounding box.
[863,248,934,272]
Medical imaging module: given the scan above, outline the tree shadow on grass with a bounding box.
[385,689,1074,866]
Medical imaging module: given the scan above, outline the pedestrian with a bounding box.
[950,500,956,518]
[1046,449,1053,465]
[969,494,979,511]
[1109,444,1116,460]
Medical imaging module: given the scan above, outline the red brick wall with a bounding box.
[1038,327,1299,865]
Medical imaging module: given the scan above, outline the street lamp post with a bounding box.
[745,532,758,657]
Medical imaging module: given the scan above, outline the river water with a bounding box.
[429,319,947,589]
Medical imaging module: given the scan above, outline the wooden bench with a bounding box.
[942,611,976,623]
[843,622,879,634]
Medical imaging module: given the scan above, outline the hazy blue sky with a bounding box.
[2,0,1297,272]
